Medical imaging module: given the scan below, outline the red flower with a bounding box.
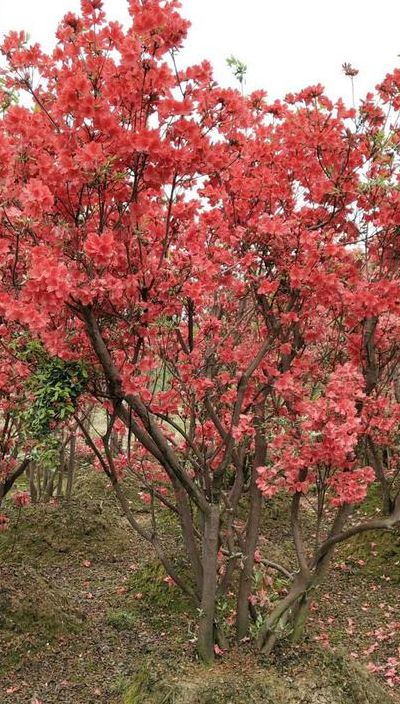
[13,491,30,507]
[84,230,115,267]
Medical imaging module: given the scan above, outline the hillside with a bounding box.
[0,472,399,703]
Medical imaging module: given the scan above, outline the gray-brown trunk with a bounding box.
[236,407,266,640]
[197,505,220,663]
[66,432,76,501]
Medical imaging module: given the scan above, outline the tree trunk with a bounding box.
[45,469,56,500]
[29,462,38,503]
[37,464,43,501]
[236,418,265,640]
[66,432,76,501]
[173,481,203,597]
[197,505,220,663]
[366,436,393,515]
[56,438,66,497]
[0,457,31,506]
[290,593,309,642]
[287,506,352,644]
[256,574,307,652]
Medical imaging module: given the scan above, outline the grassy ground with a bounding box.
[0,472,399,703]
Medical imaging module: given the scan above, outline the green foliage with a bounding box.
[19,341,88,439]
[30,435,61,472]
[109,675,134,698]
[226,55,247,85]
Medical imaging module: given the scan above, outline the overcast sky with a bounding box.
[1,0,399,105]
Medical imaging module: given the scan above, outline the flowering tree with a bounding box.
[0,0,399,663]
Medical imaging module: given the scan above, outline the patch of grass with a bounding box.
[0,635,47,678]
[107,609,137,631]
[109,674,134,697]
[121,670,148,704]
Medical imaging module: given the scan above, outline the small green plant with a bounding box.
[226,55,247,86]
[107,609,137,631]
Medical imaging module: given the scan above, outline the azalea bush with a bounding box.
[0,0,399,663]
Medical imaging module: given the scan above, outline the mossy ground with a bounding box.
[0,472,399,703]
[0,471,136,564]
[342,530,400,583]
[0,470,194,703]
[115,646,393,704]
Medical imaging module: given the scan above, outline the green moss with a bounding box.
[0,640,22,676]
[107,609,137,631]
[0,475,135,564]
[312,648,391,704]
[342,530,400,583]
[117,651,393,704]
[0,568,82,637]
[358,483,382,514]
[128,562,191,620]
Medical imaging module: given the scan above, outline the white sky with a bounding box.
[1,0,399,105]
